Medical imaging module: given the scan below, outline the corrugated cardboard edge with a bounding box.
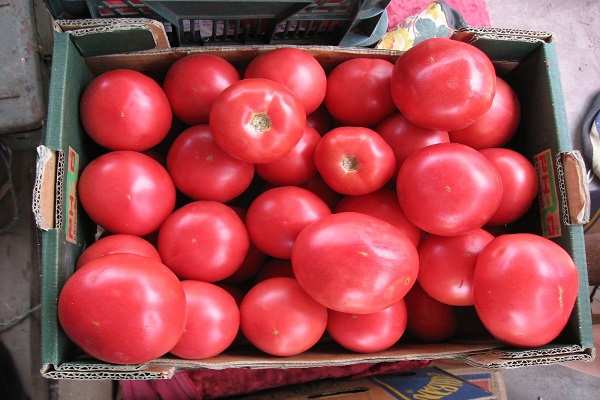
[455,25,555,43]
[459,346,594,369]
[41,363,176,380]
[557,151,591,225]
[33,146,64,230]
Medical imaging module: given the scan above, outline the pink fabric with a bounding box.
[386,0,491,30]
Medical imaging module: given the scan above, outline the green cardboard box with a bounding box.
[33,19,595,379]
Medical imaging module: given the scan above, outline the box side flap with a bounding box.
[558,151,591,225]
[458,345,594,369]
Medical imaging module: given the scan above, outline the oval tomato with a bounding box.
[166,125,255,202]
[163,54,240,125]
[209,78,306,164]
[240,277,328,356]
[169,280,240,360]
[397,142,503,236]
[76,234,161,269]
[404,282,458,342]
[327,300,407,353]
[80,69,172,151]
[325,58,396,127]
[314,126,396,195]
[391,38,496,131]
[479,148,538,226]
[449,77,520,149]
[292,212,419,314]
[244,47,327,115]
[473,233,579,347]
[58,254,187,364]
[157,201,250,282]
[78,151,176,236]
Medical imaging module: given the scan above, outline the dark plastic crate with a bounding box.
[45,0,390,46]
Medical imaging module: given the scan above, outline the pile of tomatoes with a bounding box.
[57,39,580,365]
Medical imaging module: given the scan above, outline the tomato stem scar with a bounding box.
[342,156,360,172]
[249,112,272,134]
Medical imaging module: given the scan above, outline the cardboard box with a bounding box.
[34,19,595,379]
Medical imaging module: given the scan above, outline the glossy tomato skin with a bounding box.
[157,201,250,282]
[391,38,496,131]
[58,254,187,364]
[163,54,240,125]
[80,69,172,151]
[449,77,520,149]
[479,148,538,226]
[255,125,321,186]
[334,188,422,248]
[314,126,396,196]
[76,234,161,269]
[325,58,397,127]
[166,125,255,202]
[240,277,328,356]
[292,212,419,314]
[246,186,332,259]
[244,48,327,115]
[404,282,458,342]
[209,78,306,164]
[169,280,240,360]
[397,142,503,236]
[327,300,407,353]
[78,151,176,236]
[417,229,495,306]
[473,234,579,347]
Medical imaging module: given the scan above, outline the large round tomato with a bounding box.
[78,151,176,236]
[479,148,538,226]
[396,142,503,236]
[163,54,240,125]
[166,125,255,202]
[324,58,397,127]
[449,77,520,149]
[240,277,328,356]
[209,78,306,164]
[244,47,327,115]
[76,234,161,269]
[246,186,331,259]
[169,280,240,360]
[314,126,396,195]
[157,201,250,282]
[58,254,187,364]
[390,38,496,131]
[417,229,494,306]
[80,69,172,151]
[404,282,457,342]
[292,212,419,314]
[255,125,321,186]
[334,188,422,248]
[473,233,579,347]
[327,300,407,353]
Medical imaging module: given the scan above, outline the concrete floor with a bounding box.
[0,0,599,399]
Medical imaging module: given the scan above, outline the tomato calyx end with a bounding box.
[342,156,360,172]
[249,112,272,135]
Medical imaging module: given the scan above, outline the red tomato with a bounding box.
[209,78,306,164]
[449,77,520,149]
[255,125,321,186]
[404,282,458,342]
[417,229,494,306]
[479,148,538,226]
[292,212,419,314]
[166,125,255,202]
[169,281,240,360]
[240,277,328,356]
[327,300,407,353]
[391,38,496,131]
[76,234,161,269]
[307,104,333,136]
[80,69,172,151]
[324,58,396,127]
[314,126,396,195]
[254,259,295,283]
[246,186,331,259]
[244,48,327,115]
[473,234,579,347]
[396,142,503,236]
[58,254,187,364]
[334,188,422,248]
[375,113,449,176]
[78,151,176,236]
[157,201,250,282]
[163,54,240,125]
[299,173,342,211]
